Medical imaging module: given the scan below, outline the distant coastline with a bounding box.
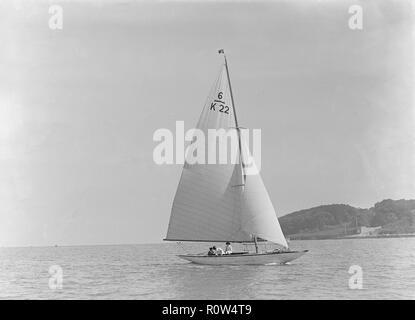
[289,233,415,241]
[280,199,415,241]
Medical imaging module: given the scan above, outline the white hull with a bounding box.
[178,250,308,265]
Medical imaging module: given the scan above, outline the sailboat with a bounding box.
[164,50,308,265]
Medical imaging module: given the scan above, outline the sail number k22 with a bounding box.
[210,92,229,114]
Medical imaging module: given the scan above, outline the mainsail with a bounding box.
[165,54,288,248]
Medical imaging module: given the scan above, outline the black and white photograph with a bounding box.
[0,0,414,306]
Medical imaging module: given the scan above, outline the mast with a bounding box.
[219,49,245,180]
[219,49,239,127]
[219,49,260,252]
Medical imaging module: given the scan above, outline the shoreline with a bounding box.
[289,233,415,241]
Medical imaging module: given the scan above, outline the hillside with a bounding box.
[279,199,415,240]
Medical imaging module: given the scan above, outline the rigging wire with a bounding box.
[176,241,189,254]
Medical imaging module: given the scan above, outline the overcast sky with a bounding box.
[0,0,414,246]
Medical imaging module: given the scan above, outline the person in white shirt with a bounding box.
[225,242,232,254]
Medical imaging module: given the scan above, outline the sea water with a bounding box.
[0,238,414,299]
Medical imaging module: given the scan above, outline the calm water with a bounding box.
[0,238,414,299]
